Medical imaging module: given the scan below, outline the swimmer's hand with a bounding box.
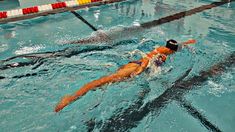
[181,39,197,53]
[182,39,196,45]
[54,95,76,112]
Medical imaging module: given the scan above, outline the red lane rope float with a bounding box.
[22,7,39,15]
[0,12,7,19]
[0,0,129,23]
[51,2,67,9]
[91,0,102,2]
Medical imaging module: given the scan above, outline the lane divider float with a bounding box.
[0,0,123,23]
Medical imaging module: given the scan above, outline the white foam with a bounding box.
[15,46,43,55]
[4,31,16,39]
[0,43,8,53]
[133,20,140,26]
[94,10,100,22]
[208,80,226,96]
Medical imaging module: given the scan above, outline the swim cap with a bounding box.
[166,39,178,51]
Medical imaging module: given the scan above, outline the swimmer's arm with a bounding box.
[179,39,197,52]
[178,43,196,53]
[132,58,149,75]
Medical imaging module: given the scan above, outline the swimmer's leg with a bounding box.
[55,63,140,112]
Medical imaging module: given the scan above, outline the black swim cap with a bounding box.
[166,39,178,51]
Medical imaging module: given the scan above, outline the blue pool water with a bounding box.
[0,0,235,131]
[0,0,20,11]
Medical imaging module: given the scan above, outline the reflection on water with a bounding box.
[0,0,20,11]
[141,0,155,17]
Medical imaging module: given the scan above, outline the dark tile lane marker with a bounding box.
[176,98,221,132]
[140,0,234,29]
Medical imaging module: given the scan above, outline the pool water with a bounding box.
[0,0,20,11]
[0,0,235,131]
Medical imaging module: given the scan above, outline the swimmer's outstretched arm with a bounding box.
[182,39,196,45]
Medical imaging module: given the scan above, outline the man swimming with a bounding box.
[54,39,196,112]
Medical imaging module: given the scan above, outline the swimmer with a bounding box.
[55,39,196,112]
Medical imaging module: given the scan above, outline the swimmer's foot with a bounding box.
[54,95,76,112]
